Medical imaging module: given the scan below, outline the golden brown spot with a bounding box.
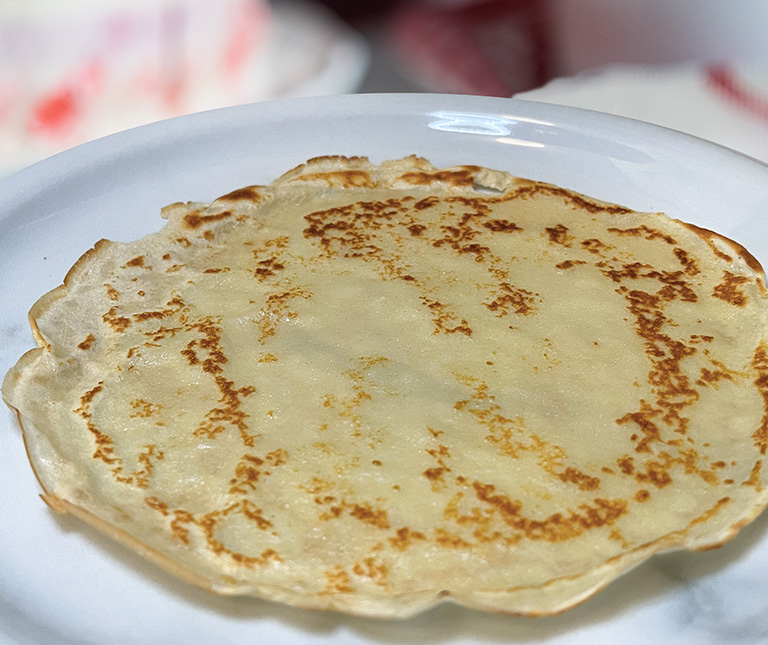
[299,477,335,495]
[239,500,273,531]
[321,359,388,441]
[434,528,473,549]
[695,226,764,275]
[617,402,663,454]
[352,557,389,588]
[421,297,473,336]
[674,247,700,275]
[485,282,538,317]
[602,260,704,487]
[257,287,313,342]
[617,456,635,475]
[430,208,491,261]
[599,261,647,283]
[427,444,450,463]
[388,527,427,551]
[218,507,275,557]
[635,458,674,489]
[545,224,573,247]
[713,271,750,307]
[204,267,230,274]
[133,295,187,323]
[634,489,651,502]
[299,170,375,189]
[148,499,283,567]
[169,510,194,544]
[581,238,611,255]
[324,506,344,519]
[483,219,522,233]
[512,183,633,215]
[253,256,285,281]
[228,455,265,494]
[423,467,449,490]
[77,384,102,410]
[751,343,768,455]
[556,260,587,270]
[318,496,390,530]
[607,225,676,245]
[102,307,131,333]
[301,197,501,315]
[600,263,698,303]
[455,382,568,473]
[144,496,169,516]
[470,481,628,542]
[696,361,740,388]
[350,503,390,529]
[183,210,233,229]
[399,168,478,187]
[180,317,258,447]
[684,497,731,535]
[682,222,736,263]
[471,482,523,519]
[557,467,600,491]
[104,284,120,301]
[77,334,96,350]
[133,445,164,488]
[74,383,131,482]
[265,449,288,466]
[129,399,162,418]
[413,197,439,211]
[324,566,355,594]
[741,460,763,491]
[218,186,261,202]
[609,528,631,549]
[123,255,146,268]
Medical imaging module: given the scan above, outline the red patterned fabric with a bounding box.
[389,0,552,96]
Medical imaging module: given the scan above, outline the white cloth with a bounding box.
[517,63,768,164]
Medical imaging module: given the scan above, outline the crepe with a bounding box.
[4,156,768,618]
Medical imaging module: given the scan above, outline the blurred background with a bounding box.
[3,0,768,176]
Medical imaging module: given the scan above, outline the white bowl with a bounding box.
[1,94,767,644]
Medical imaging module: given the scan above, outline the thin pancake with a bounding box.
[4,156,768,617]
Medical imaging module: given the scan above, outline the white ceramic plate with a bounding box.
[2,94,768,645]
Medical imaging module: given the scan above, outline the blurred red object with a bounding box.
[389,0,552,96]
